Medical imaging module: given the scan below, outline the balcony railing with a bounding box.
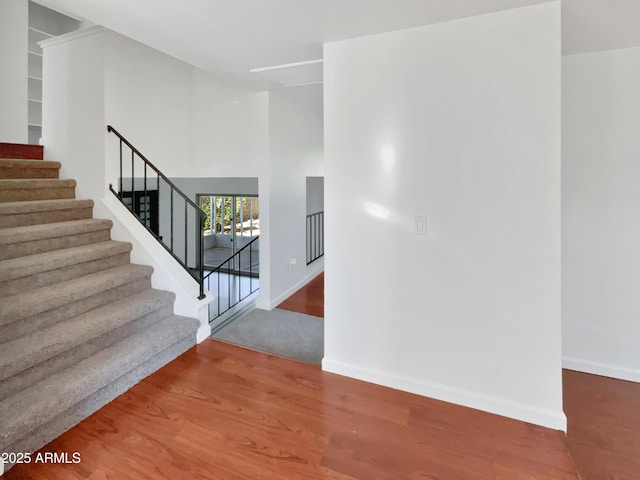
[306,211,324,265]
[205,236,260,321]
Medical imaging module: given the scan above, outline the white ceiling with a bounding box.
[34,0,640,88]
[562,0,640,55]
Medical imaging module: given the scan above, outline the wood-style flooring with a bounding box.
[277,272,324,317]
[4,270,636,479]
[4,340,579,480]
[563,369,640,480]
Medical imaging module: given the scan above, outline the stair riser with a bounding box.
[0,167,59,179]
[0,252,130,297]
[0,206,93,228]
[0,276,151,343]
[0,186,75,203]
[0,229,111,261]
[1,335,195,472]
[0,144,43,160]
[0,302,175,400]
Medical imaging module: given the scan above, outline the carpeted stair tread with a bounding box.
[0,154,204,475]
[0,264,153,327]
[0,198,92,215]
[0,288,176,382]
[0,218,113,260]
[0,158,59,166]
[0,178,76,203]
[0,158,53,164]
[0,218,112,245]
[0,178,75,190]
[0,198,94,228]
[0,314,199,449]
[0,240,131,282]
[0,159,61,179]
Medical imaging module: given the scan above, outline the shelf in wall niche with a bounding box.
[28,28,51,53]
[28,77,42,102]
[28,75,42,82]
[28,53,43,79]
[28,98,42,104]
[28,26,54,38]
[28,123,42,128]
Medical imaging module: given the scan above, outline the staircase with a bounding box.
[0,147,199,474]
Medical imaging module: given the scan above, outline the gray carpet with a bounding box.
[212,308,324,364]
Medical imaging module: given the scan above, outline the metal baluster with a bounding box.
[198,213,204,299]
[170,189,174,252]
[131,149,134,208]
[144,163,147,228]
[321,212,324,257]
[119,140,123,195]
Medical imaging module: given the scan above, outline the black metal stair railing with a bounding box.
[205,235,259,321]
[306,211,324,265]
[107,125,206,299]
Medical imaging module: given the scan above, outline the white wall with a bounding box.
[323,2,564,429]
[104,32,193,181]
[192,71,269,178]
[563,47,640,382]
[103,32,269,181]
[0,0,28,144]
[41,26,322,332]
[256,84,324,310]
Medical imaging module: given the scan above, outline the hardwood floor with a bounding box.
[4,340,578,480]
[563,369,640,480]
[277,272,324,317]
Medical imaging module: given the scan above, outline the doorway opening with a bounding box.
[197,194,259,274]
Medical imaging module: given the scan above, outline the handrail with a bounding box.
[204,235,260,321]
[107,125,206,299]
[107,125,203,213]
[306,211,324,265]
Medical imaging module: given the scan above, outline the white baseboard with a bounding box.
[322,358,567,431]
[254,293,271,311]
[268,260,324,310]
[563,356,640,383]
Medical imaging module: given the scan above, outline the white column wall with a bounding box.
[323,2,564,429]
[42,27,105,201]
[256,84,324,310]
[0,0,28,144]
[563,47,640,382]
